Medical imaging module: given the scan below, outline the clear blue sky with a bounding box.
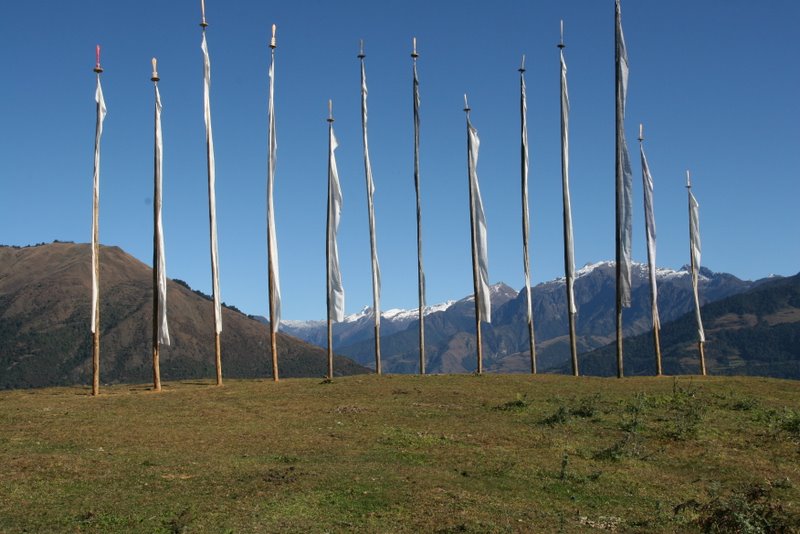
[1,1,798,320]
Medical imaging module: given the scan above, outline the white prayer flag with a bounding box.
[520,62,533,326]
[640,141,660,330]
[466,112,491,323]
[154,85,170,347]
[616,0,634,308]
[560,47,577,315]
[91,75,106,334]
[327,120,345,322]
[413,59,426,311]
[267,49,281,331]
[202,32,222,335]
[689,184,705,343]
[360,56,381,326]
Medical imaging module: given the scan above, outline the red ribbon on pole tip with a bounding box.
[95,45,101,70]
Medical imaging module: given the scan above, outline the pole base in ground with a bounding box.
[92,331,100,396]
[653,326,663,377]
[528,320,537,375]
[152,345,162,392]
[475,319,483,375]
[374,323,381,375]
[327,318,334,380]
[568,312,579,377]
[270,326,279,382]
[214,332,223,386]
[699,341,707,376]
[615,308,624,378]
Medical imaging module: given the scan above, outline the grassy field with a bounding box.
[1,374,799,533]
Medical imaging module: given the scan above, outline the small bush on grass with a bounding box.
[676,483,800,533]
[664,379,705,441]
[494,393,529,411]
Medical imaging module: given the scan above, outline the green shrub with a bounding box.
[678,484,800,533]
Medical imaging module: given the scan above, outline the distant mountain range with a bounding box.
[575,272,800,378]
[2,242,796,387]
[0,243,368,389]
[283,261,791,375]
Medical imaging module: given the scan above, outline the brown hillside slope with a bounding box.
[0,243,367,388]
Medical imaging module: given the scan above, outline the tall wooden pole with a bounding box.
[519,55,537,375]
[653,327,663,376]
[91,46,104,396]
[359,40,381,375]
[326,100,335,380]
[558,24,579,377]
[412,38,426,375]
[639,124,663,376]
[614,2,625,379]
[464,96,484,374]
[687,171,707,376]
[151,58,162,393]
[267,24,280,382]
[201,2,223,386]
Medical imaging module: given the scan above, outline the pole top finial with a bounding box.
[358,39,365,59]
[327,99,334,123]
[686,170,692,188]
[270,24,277,49]
[558,20,565,49]
[463,93,471,113]
[638,123,644,142]
[200,0,208,27]
[151,57,160,82]
[411,37,418,59]
[519,54,526,73]
[94,45,103,73]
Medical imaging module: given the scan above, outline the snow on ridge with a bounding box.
[544,261,701,285]
[575,261,615,278]
[490,282,519,297]
[281,318,325,329]
[382,300,456,321]
[342,300,457,323]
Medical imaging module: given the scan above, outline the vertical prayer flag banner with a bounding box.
[202,31,222,335]
[640,140,660,330]
[520,59,533,327]
[267,44,281,331]
[327,116,345,322]
[91,72,107,334]
[560,45,576,315]
[412,48,426,315]
[466,109,491,323]
[689,183,705,343]
[360,51,381,326]
[154,84,170,347]
[616,0,634,307]
[412,40,426,373]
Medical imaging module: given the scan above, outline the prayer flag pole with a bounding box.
[90,45,106,396]
[615,0,634,378]
[687,171,707,375]
[267,23,281,382]
[559,22,579,376]
[519,55,537,374]
[464,95,491,374]
[200,0,224,386]
[151,57,169,392]
[359,40,382,374]
[639,124,663,375]
[326,100,344,379]
[411,37,426,375]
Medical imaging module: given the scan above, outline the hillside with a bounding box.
[0,243,368,389]
[1,375,798,532]
[578,272,800,378]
